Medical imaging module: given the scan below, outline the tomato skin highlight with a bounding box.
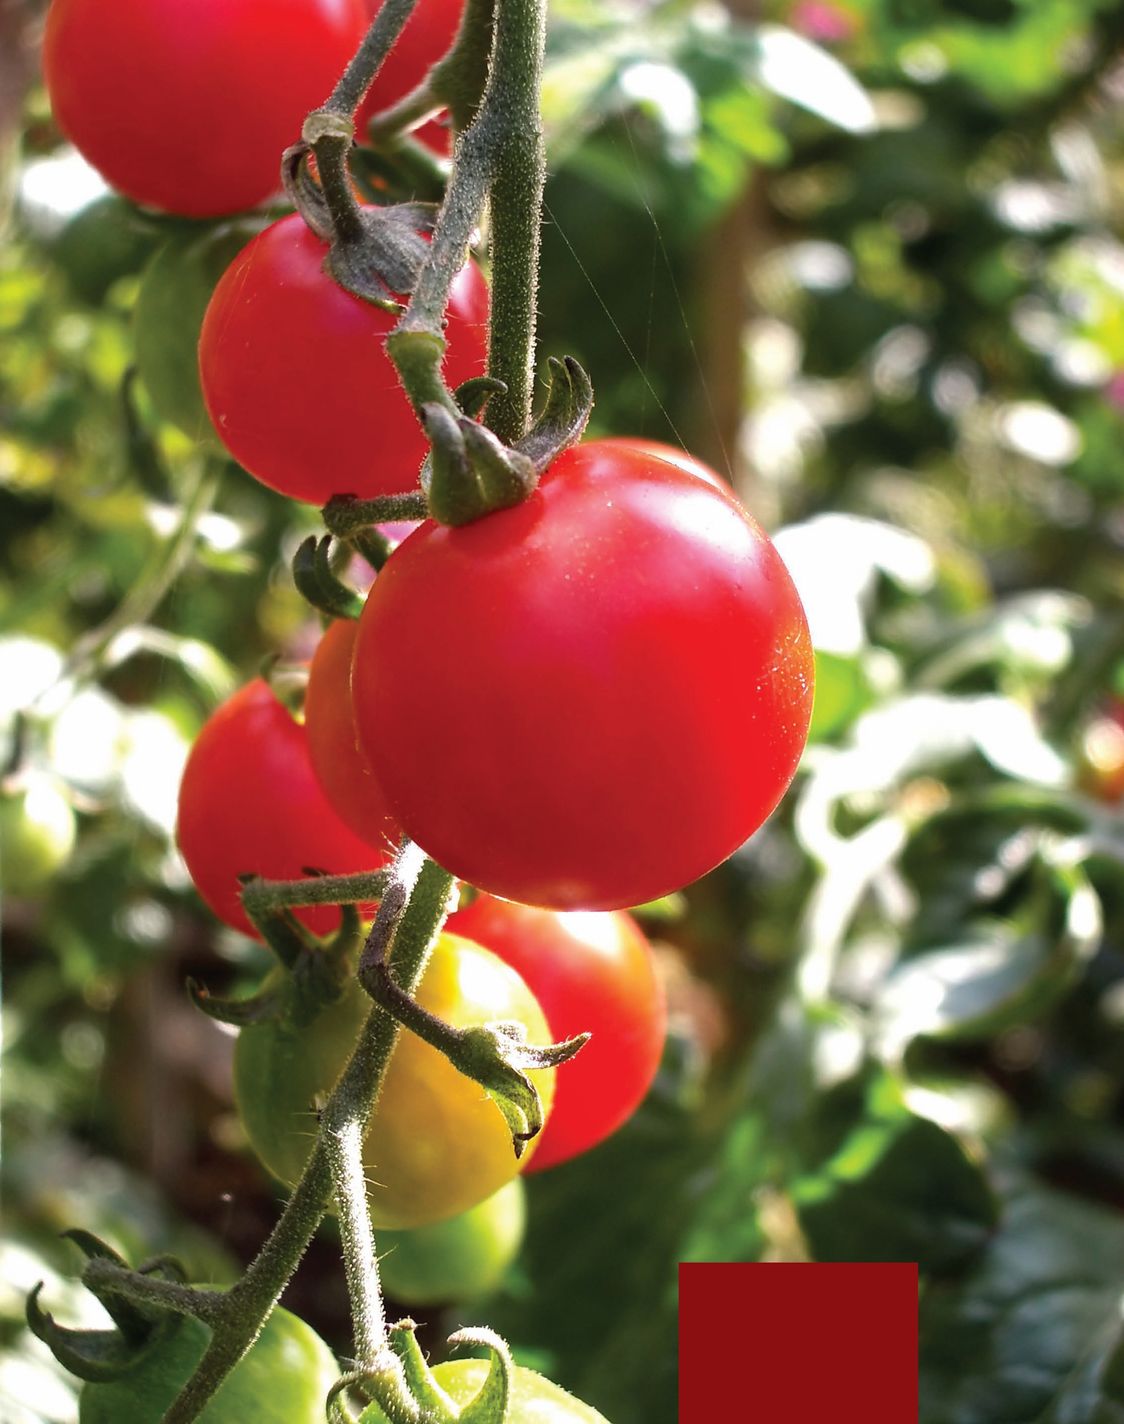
[359,1360,611,1423]
[594,436,731,492]
[176,679,387,937]
[198,213,489,505]
[305,620,402,848]
[43,0,366,218]
[78,1302,339,1424]
[233,934,556,1229]
[449,896,666,1171]
[352,440,815,910]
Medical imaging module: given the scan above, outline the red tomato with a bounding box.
[198,213,488,504]
[177,679,386,937]
[448,895,666,1171]
[306,620,402,848]
[595,437,731,492]
[43,0,366,218]
[351,439,815,910]
[356,0,464,151]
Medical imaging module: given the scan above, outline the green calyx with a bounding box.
[189,903,365,1031]
[27,1234,189,1385]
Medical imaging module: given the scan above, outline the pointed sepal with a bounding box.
[448,1328,514,1424]
[455,1022,590,1156]
[59,1231,156,1343]
[454,376,508,420]
[513,357,594,475]
[389,1320,459,1418]
[187,977,285,1027]
[26,1284,162,1384]
[293,535,365,621]
[422,403,536,528]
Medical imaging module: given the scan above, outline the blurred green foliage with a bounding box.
[3,0,1123,1421]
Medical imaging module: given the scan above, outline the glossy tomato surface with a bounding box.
[593,436,730,492]
[352,440,815,909]
[43,0,366,217]
[359,1360,610,1423]
[79,1303,339,1424]
[356,0,464,150]
[176,679,386,937]
[234,933,555,1228]
[449,895,666,1171]
[305,620,401,848]
[198,213,488,504]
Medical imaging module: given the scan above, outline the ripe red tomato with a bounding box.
[595,436,730,492]
[198,213,488,504]
[356,0,464,151]
[305,620,401,847]
[43,0,366,218]
[448,895,666,1171]
[177,679,386,937]
[351,440,814,910]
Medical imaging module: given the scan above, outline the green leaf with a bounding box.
[874,867,1102,1052]
[791,1068,997,1272]
[920,1177,1124,1424]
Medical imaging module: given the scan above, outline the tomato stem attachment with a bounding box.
[323,492,430,537]
[240,866,389,919]
[359,946,589,1156]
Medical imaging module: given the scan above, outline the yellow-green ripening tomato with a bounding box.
[380,1177,526,1305]
[234,933,556,1229]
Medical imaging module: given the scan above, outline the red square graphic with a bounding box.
[679,1262,918,1421]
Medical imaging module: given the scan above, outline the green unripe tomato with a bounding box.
[360,1360,611,1422]
[380,1178,526,1306]
[1,777,76,896]
[51,195,162,305]
[79,1302,339,1424]
[134,220,263,441]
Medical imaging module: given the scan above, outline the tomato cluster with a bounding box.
[44,1,814,1398]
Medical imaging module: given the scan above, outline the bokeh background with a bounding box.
[2,1,1123,1420]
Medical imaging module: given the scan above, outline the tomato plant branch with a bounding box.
[240,867,389,918]
[77,1264,226,1328]
[323,0,423,118]
[363,0,496,144]
[162,845,454,1423]
[322,491,430,537]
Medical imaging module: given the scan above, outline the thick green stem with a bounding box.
[387,0,545,448]
[161,846,454,1424]
[478,0,546,443]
